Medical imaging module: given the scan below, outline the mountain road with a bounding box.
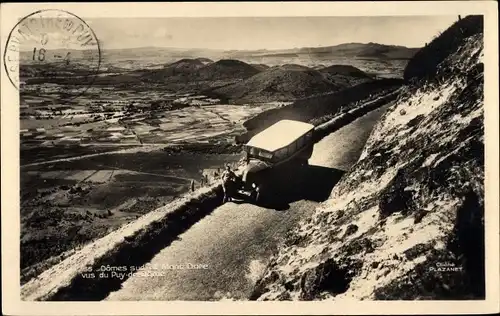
[105,105,389,301]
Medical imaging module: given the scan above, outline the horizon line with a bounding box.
[18,41,421,53]
[101,41,422,51]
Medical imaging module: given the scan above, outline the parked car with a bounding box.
[236,119,315,203]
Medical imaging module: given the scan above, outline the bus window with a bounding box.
[259,150,273,159]
[276,148,287,159]
[297,136,304,148]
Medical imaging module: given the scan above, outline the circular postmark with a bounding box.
[3,9,101,100]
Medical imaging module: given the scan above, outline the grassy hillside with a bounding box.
[197,59,261,81]
[319,64,373,78]
[251,16,484,300]
[250,63,271,71]
[143,58,206,82]
[211,65,343,103]
[319,64,374,87]
[143,58,260,83]
[211,64,376,104]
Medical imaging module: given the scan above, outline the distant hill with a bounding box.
[196,59,261,81]
[101,46,222,61]
[275,64,312,71]
[299,42,418,59]
[250,63,271,71]
[319,64,371,78]
[19,41,417,69]
[136,58,263,93]
[142,58,260,84]
[313,64,327,70]
[244,42,419,60]
[318,64,374,87]
[196,57,214,65]
[211,65,346,103]
[19,42,415,75]
[142,58,204,82]
[98,42,419,63]
[163,58,205,72]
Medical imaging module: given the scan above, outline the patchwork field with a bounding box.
[21,103,279,150]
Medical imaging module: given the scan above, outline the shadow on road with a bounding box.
[298,164,346,202]
[233,164,345,211]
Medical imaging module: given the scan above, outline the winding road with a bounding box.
[105,105,389,301]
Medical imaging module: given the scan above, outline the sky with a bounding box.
[85,16,458,50]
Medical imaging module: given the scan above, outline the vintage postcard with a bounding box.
[1,1,499,315]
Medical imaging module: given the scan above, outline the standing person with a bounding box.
[221,165,236,203]
[204,174,209,185]
[190,179,195,192]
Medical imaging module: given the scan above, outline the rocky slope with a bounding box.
[251,16,484,300]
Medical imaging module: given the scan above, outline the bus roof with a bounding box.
[246,120,315,152]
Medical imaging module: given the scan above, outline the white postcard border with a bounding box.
[1,1,498,315]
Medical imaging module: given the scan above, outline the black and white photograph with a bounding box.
[1,2,498,315]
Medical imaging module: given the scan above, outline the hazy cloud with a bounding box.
[153,27,173,40]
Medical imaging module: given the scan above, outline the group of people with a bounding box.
[199,174,210,186]
[190,173,212,192]
[190,165,238,204]
[221,165,237,203]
